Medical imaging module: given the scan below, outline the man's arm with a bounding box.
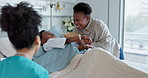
[65,35,92,45]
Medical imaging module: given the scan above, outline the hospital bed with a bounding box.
[0,36,148,78]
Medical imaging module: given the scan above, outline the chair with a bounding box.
[119,48,124,60]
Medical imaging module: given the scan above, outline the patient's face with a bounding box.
[73,12,90,30]
[41,31,56,44]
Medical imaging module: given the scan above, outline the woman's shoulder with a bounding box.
[91,18,105,24]
[90,18,106,29]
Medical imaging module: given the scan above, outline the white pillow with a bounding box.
[0,37,16,57]
[48,26,63,38]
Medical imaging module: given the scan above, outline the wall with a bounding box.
[108,0,120,42]
[76,0,109,24]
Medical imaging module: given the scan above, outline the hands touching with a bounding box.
[78,35,93,50]
[81,35,92,45]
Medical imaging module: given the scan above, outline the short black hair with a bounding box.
[73,2,92,15]
[0,2,42,49]
[39,30,45,46]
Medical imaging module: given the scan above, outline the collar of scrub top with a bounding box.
[82,18,93,33]
[16,52,31,59]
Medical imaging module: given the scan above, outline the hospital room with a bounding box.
[0,0,148,78]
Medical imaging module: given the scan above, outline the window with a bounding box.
[124,0,148,65]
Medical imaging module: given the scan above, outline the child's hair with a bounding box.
[73,2,92,15]
[39,30,45,46]
[0,2,42,49]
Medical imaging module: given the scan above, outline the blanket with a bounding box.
[33,43,79,73]
[50,48,148,78]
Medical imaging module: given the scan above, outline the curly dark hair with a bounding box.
[0,2,42,49]
[73,2,92,15]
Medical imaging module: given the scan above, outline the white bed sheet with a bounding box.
[50,48,148,78]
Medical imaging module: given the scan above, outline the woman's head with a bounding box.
[73,2,92,30]
[0,2,41,50]
[40,30,56,45]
